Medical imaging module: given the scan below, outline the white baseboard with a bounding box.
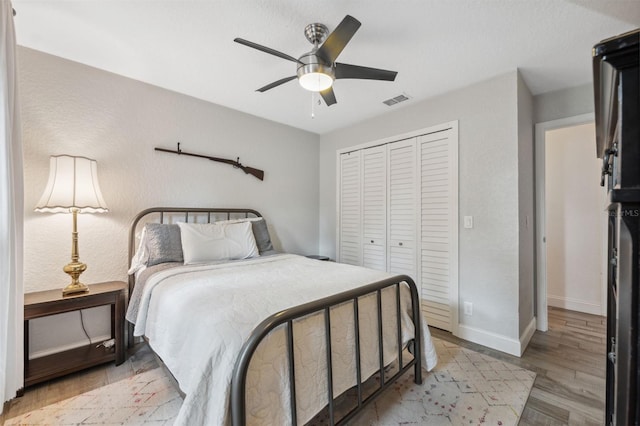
[455,317,537,357]
[30,334,112,360]
[547,295,602,316]
[520,317,537,356]
[455,325,521,356]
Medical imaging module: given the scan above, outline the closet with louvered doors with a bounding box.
[362,145,387,271]
[387,138,418,280]
[337,121,458,332]
[342,139,418,278]
[418,129,458,332]
[338,150,362,266]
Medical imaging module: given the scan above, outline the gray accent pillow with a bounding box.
[251,219,274,254]
[145,223,184,266]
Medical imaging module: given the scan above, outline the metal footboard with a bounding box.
[231,275,423,426]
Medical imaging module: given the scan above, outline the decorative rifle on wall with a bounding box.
[155,143,265,181]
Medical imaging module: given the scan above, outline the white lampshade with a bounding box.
[35,155,108,214]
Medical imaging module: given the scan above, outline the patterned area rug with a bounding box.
[346,338,536,425]
[5,338,535,425]
[5,369,180,426]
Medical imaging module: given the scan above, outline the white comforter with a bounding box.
[130,254,438,425]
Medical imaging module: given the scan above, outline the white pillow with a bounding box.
[178,221,259,264]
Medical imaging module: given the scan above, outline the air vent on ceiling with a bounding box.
[383,93,410,106]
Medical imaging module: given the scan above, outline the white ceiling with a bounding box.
[12,0,640,135]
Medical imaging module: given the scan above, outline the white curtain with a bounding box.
[0,0,24,411]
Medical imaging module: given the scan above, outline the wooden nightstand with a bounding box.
[23,281,127,389]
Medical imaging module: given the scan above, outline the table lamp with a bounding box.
[34,155,109,296]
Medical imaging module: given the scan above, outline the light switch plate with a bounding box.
[464,216,473,229]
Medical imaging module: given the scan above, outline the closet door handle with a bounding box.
[370,240,374,244]
[399,242,403,246]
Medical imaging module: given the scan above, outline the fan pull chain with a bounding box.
[311,92,315,119]
[310,92,323,119]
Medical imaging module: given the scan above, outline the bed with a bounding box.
[125,207,438,425]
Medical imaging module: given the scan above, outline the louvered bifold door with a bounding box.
[339,151,362,265]
[419,130,456,331]
[387,138,418,280]
[362,146,387,271]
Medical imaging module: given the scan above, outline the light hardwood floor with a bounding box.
[2,307,605,425]
[431,306,606,425]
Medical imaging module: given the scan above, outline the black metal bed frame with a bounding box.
[127,207,423,426]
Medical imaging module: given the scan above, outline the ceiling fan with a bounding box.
[234,15,398,106]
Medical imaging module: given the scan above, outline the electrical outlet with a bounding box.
[464,301,473,316]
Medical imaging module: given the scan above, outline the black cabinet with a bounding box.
[593,29,640,426]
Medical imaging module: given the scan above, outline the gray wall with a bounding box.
[534,83,594,123]
[320,72,525,345]
[19,47,320,356]
[517,72,535,337]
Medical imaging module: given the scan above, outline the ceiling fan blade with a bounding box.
[234,38,301,64]
[256,76,298,92]
[334,63,398,81]
[320,87,337,106]
[316,15,361,63]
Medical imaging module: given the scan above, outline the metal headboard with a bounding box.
[127,207,262,295]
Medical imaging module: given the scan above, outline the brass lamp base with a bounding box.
[62,261,89,296]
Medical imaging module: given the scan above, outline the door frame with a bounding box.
[534,113,597,331]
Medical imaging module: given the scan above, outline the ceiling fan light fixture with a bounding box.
[235,15,397,105]
[297,59,334,92]
[299,71,333,92]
